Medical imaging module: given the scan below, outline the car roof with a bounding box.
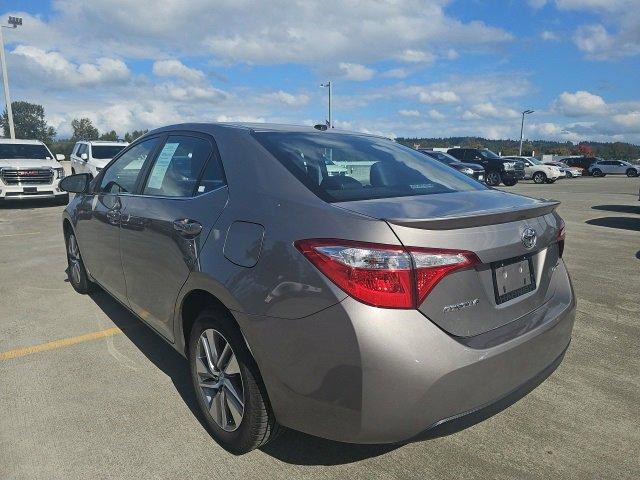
[147,122,390,140]
[76,140,128,145]
[0,138,45,145]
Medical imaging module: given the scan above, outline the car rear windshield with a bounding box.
[253,132,486,202]
[92,145,126,159]
[0,143,52,160]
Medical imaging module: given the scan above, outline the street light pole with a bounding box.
[519,109,534,156]
[320,81,332,128]
[0,16,22,139]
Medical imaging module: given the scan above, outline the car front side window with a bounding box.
[141,135,213,197]
[98,138,159,194]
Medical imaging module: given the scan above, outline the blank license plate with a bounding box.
[492,256,536,304]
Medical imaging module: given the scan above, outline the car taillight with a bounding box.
[557,217,566,258]
[295,239,479,309]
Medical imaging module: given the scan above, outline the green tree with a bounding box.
[124,129,148,142]
[1,101,56,143]
[99,130,118,141]
[71,118,99,141]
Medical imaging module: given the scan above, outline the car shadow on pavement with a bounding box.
[585,217,640,232]
[87,289,210,436]
[592,204,640,215]
[260,429,397,465]
[88,288,400,464]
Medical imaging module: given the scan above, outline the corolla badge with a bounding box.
[443,298,479,314]
[521,227,537,249]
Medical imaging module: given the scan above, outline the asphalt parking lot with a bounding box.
[1,173,638,480]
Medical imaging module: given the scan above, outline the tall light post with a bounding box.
[320,81,332,128]
[519,109,534,156]
[0,16,22,139]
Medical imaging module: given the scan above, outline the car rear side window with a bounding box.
[99,138,159,194]
[142,135,212,197]
[253,132,486,202]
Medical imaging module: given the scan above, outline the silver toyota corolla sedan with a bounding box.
[60,123,576,454]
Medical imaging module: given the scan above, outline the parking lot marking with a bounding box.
[0,327,123,361]
[0,231,41,238]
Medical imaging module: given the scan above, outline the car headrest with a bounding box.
[320,175,362,190]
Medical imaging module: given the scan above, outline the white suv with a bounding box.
[70,140,128,177]
[503,156,563,184]
[0,139,68,204]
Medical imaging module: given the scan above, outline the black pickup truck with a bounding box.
[447,148,525,186]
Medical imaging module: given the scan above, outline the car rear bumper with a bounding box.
[234,260,576,444]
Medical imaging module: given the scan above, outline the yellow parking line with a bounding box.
[0,327,123,361]
[0,231,41,238]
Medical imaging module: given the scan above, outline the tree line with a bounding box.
[396,136,640,161]
[0,101,148,156]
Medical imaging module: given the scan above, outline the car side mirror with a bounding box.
[80,153,88,161]
[59,173,92,194]
[56,154,65,161]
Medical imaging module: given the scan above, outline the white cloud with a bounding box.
[427,109,445,120]
[396,49,436,63]
[260,90,310,106]
[462,102,520,119]
[339,63,375,81]
[418,90,460,104]
[554,90,607,116]
[398,109,420,117]
[382,68,409,79]
[152,59,205,83]
[11,45,129,87]
[541,30,560,41]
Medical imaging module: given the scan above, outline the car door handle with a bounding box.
[106,210,121,223]
[173,219,202,238]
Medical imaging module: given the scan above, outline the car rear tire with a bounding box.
[533,172,547,184]
[592,168,603,177]
[188,310,281,454]
[626,169,638,177]
[485,171,501,186]
[502,177,518,186]
[65,231,93,294]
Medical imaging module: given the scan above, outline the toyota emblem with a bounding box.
[521,227,537,249]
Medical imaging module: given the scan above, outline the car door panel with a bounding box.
[74,192,128,304]
[119,189,228,339]
[119,133,228,341]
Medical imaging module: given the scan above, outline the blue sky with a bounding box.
[2,0,639,143]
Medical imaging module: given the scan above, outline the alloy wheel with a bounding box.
[67,234,82,286]
[486,172,500,186]
[195,328,245,432]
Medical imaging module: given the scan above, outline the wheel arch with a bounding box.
[177,286,249,359]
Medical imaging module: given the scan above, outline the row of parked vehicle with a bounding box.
[416,147,640,186]
[0,138,128,204]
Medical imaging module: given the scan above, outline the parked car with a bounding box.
[70,140,129,177]
[60,123,575,454]
[502,156,563,184]
[417,149,485,181]
[0,138,68,204]
[544,161,583,178]
[564,156,599,176]
[588,159,640,177]
[447,147,525,186]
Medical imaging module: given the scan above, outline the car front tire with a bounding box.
[502,177,518,186]
[485,171,501,186]
[592,168,603,177]
[533,171,547,184]
[626,169,638,177]
[65,231,93,294]
[189,310,281,454]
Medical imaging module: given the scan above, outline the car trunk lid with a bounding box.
[335,190,563,337]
